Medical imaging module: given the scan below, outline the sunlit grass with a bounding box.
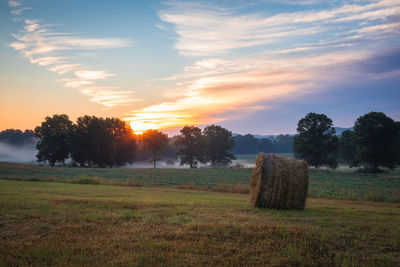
[0,162,399,202]
[0,180,399,265]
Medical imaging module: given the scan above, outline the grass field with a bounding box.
[0,180,399,266]
[1,162,399,202]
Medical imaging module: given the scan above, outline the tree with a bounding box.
[353,112,399,171]
[68,116,113,167]
[274,134,294,153]
[105,118,137,167]
[67,116,91,167]
[294,112,339,169]
[203,125,236,166]
[0,129,36,146]
[68,116,136,167]
[339,130,356,164]
[396,121,400,165]
[175,126,207,168]
[34,114,72,166]
[233,134,259,154]
[258,137,274,153]
[142,129,168,168]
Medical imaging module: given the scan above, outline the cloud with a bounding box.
[124,0,400,130]
[125,50,369,130]
[29,56,66,66]
[8,0,22,7]
[10,19,132,58]
[79,87,138,107]
[48,64,82,75]
[59,78,94,89]
[9,10,136,107]
[159,0,400,57]
[11,7,30,16]
[8,0,30,18]
[74,70,115,80]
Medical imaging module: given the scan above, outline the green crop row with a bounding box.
[0,163,399,202]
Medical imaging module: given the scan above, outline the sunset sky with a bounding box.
[1,0,399,135]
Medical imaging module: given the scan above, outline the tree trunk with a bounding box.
[153,160,156,169]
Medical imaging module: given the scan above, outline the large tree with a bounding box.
[294,112,339,169]
[106,118,137,167]
[353,112,399,171]
[339,129,356,164]
[175,126,207,168]
[397,121,400,165]
[34,114,72,166]
[203,125,236,166]
[142,129,168,168]
[68,116,113,167]
[69,116,136,167]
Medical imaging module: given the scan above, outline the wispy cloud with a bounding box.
[11,7,30,16]
[48,64,82,75]
[8,0,30,18]
[158,0,400,57]
[79,87,138,107]
[74,70,115,80]
[126,0,400,131]
[8,0,22,7]
[8,3,136,107]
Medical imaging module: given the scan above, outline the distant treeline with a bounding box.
[0,129,37,146]
[233,134,293,154]
[1,111,399,171]
[7,114,236,168]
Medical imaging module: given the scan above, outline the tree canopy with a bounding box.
[294,112,339,169]
[339,129,356,164]
[203,125,236,166]
[68,116,136,167]
[175,126,207,168]
[0,129,36,146]
[353,112,399,171]
[232,134,294,154]
[141,129,168,168]
[34,114,72,166]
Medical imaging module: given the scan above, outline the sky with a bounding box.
[0,0,399,135]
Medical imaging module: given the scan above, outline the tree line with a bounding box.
[0,129,36,146]
[2,111,399,172]
[233,134,294,154]
[31,115,236,168]
[293,111,400,172]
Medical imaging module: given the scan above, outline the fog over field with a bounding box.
[0,142,37,163]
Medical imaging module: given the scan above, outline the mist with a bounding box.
[0,142,37,163]
[126,161,188,169]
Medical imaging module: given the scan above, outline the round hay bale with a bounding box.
[250,153,308,209]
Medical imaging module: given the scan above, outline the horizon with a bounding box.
[1,0,399,134]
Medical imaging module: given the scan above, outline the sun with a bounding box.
[129,121,158,135]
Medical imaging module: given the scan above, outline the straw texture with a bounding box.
[250,153,308,209]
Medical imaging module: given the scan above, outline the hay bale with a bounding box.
[250,153,308,209]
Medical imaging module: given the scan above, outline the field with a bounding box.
[1,162,399,265]
[0,180,399,266]
[0,162,399,202]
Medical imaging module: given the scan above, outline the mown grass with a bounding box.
[1,162,399,202]
[0,180,399,266]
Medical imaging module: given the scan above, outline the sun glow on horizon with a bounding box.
[129,120,160,135]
